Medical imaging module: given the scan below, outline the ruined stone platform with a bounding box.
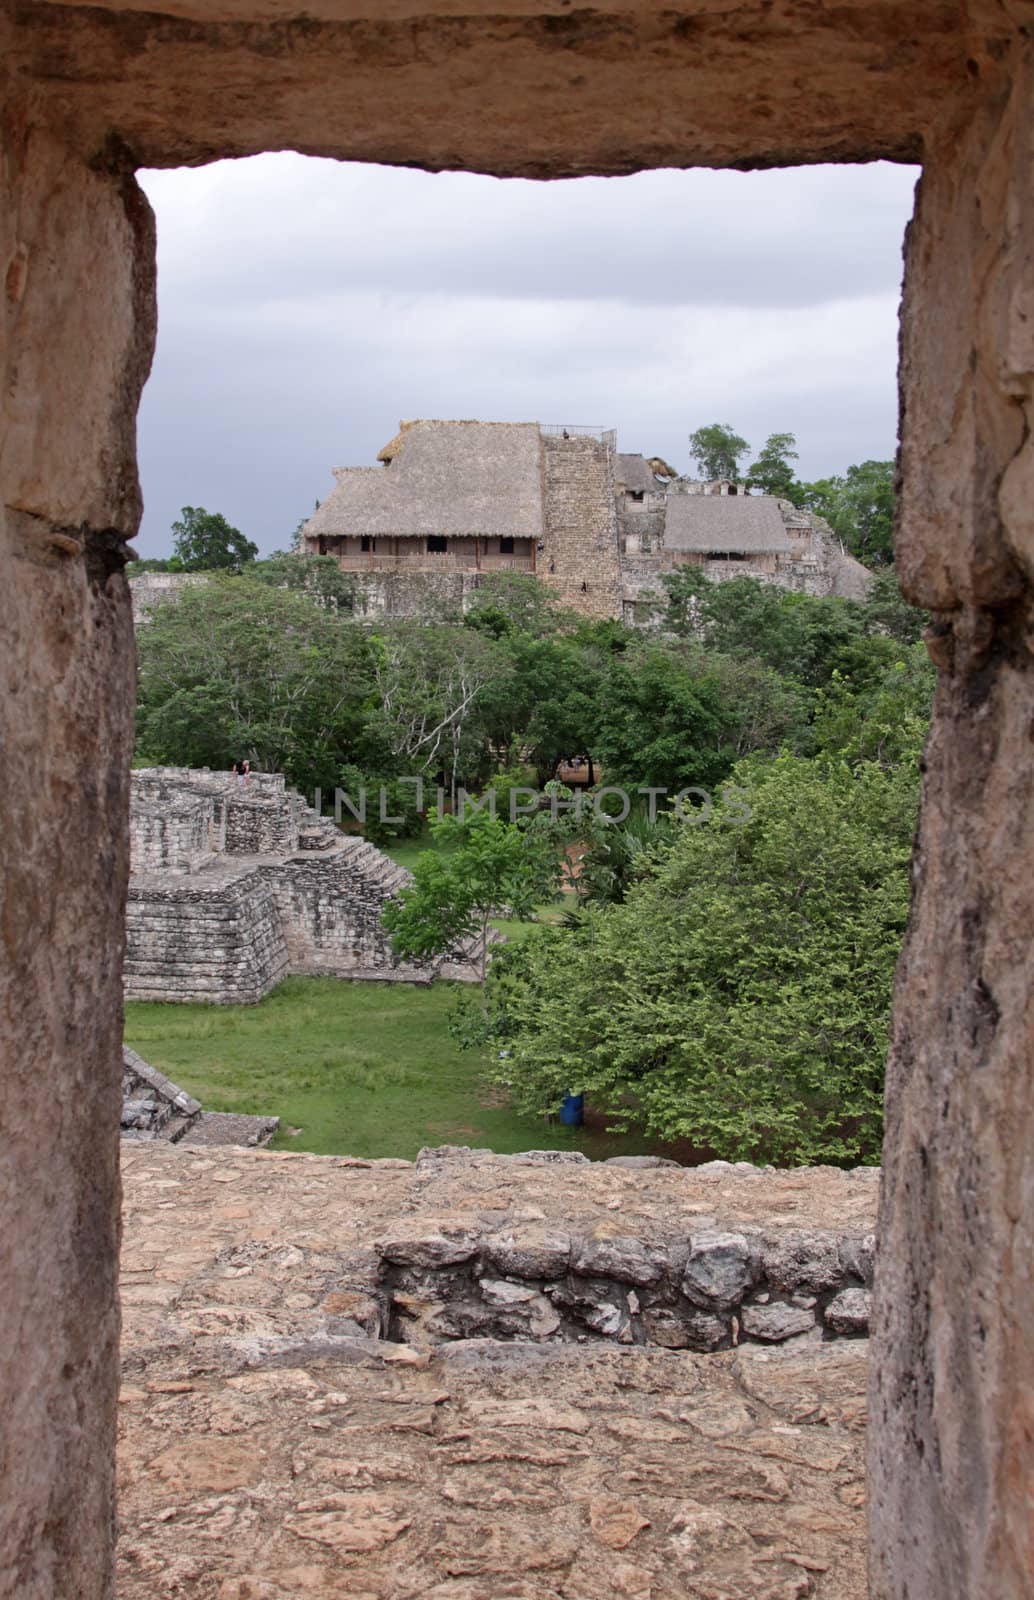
[118,1144,873,1597]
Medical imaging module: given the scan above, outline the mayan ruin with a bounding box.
[127,768,476,1001]
[4,4,1034,1600]
[301,419,872,623]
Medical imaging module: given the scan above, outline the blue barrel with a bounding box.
[559,1092,584,1127]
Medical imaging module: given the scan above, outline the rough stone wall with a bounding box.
[125,771,454,999]
[869,42,1034,1600]
[380,1148,875,1350]
[120,1045,202,1141]
[617,495,666,554]
[130,769,299,866]
[0,99,156,1600]
[541,435,622,619]
[352,566,480,619]
[130,794,214,873]
[223,791,301,855]
[129,570,207,621]
[118,1139,873,1599]
[266,839,437,983]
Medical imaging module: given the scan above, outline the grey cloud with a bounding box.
[136,157,915,556]
[149,158,916,312]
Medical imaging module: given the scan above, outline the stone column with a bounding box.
[870,40,1034,1600]
[0,116,155,1600]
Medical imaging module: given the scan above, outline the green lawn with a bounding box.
[124,975,672,1161]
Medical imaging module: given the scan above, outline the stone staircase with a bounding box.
[296,803,342,851]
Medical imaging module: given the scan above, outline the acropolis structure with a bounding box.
[301,419,872,623]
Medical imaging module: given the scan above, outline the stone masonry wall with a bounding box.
[266,839,439,984]
[117,1141,879,1600]
[379,1148,874,1351]
[130,795,214,874]
[120,1046,201,1141]
[541,435,623,620]
[353,567,482,619]
[125,869,291,1004]
[129,571,208,621]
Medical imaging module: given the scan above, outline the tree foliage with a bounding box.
[135,577,373,792]
[802,460,896,565]
[171,506,259,571]
[747,431,803,502]
[383,810,562,989]
[688,423,751,481]
[486,748,920,1164]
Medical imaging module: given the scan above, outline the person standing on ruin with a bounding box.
[232,759,245,789]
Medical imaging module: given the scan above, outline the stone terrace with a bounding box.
[118,1143,873,1598]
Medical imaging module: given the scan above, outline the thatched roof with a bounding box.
[664,493,793,553]
[303,420,544,541]
[615,454,662,494]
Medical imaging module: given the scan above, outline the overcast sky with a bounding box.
[136,155,918,558]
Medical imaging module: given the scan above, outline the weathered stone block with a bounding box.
[682,1231,759,1310]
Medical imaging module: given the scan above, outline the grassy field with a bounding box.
[123,831,634,1162]
[124,975,673,1161]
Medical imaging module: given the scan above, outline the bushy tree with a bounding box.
[463,572,566,639]
[860,566,928,645]
[802,460,896,565]
[747,432,804,503]
[171,506,258,572]
[135,576,373,792]
[365,623,508,795]
[486,748,919,1165]
[252,551,356,611]
[593,638,808,793]
[813,643,934,770]
[663,570,867,689]
[383,810,562,993]
[688,423,750,482]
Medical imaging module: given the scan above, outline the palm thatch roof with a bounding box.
[303,420,544,541]
[664,493,793,553]
[616,454,663,494]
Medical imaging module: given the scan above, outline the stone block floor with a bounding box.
[117,1144,873,1598]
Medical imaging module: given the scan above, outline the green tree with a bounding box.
[747,431,803,502]
[171,506,259,572]
[688,423,751,482]
[383,810,562,995]
[252,550,355,611]
[463,572,565,639]
[663,570,868,689]
[813,643,934,770]
[365,623,508,796]
[860,566,928,644]
[593,637,807,793]
[126,557,172,573]
[802,460,896,565]
[135,576,373,793]
[486,748,919,1165]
